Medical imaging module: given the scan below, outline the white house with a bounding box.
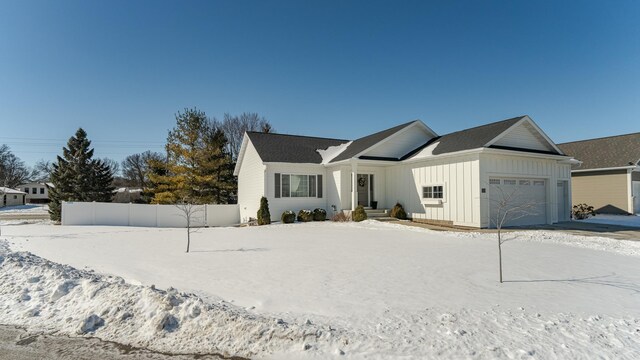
[234,116,575,228]
[1,187,27,207]
[17,182,53,204]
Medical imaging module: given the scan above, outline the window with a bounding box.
[519,180,530,186]
[32,187,37,194]
[24,188,29,194]
[422,185,444,199]
[290,175,308,197]
[275,174,323,198]
[13,195,17,199]
[40,188,45,194]
[503,180,516,185]
[489,179,501,185]
[534,180,545,186]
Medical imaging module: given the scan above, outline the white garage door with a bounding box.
[489,178,547,227]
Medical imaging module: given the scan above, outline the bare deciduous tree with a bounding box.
[489,184,541,283]
[175,199,205,253]
[0,145,31,187]
[121,151,165,189]
[221,113,274,161]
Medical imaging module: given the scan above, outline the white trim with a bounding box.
[628,170,634,214]
[421,184,446,203]
[571,165,640,173]
[233,134,256,176]
[484,116,564,154]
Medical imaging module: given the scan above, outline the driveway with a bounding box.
[0,325,236,360]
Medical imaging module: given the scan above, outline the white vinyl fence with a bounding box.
[62,202,240,227]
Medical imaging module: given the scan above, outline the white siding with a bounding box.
[479,153,570,227]
[265,163,327,221]
[493,122,555,152]
[363,127,434,159]
[386,154,481,227]
[237,141,266,222]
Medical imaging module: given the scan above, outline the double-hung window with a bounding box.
[275,173,323,198]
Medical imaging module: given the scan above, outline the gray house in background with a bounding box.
[558,132,640,215]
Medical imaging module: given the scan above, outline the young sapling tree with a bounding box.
[489,183,541,283]
[175,198,204,253]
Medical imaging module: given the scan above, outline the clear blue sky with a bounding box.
[1,0,638,167]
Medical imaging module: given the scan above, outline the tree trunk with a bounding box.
[498,229,503,283]
[186,226,190,253]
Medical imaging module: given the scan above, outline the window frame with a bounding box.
[276,173,322,199]
[421,184,446,204]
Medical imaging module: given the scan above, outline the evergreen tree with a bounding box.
[49,128,115,221]
[148,108,236,204]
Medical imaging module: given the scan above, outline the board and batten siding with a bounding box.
[478,153,572,227]
[237,140,266,222]
[265,163,327,222]
[492,121,555,152]
[386,154,481,227]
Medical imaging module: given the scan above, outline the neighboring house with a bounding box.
[234,115,575,228]
[0,187,26,207]
[112,187,143,203]
[17,182,53,204]
[558,133,640,215]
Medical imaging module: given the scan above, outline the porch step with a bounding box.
[364,209,394,221]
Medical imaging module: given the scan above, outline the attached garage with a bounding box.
[488,177,547,227]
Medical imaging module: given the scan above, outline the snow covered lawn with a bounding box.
[1,221,639,359]
[0,204,48,214]
[581,214,640,228]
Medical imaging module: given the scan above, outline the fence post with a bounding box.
[155,203,159,227]
[61,201,65,225]
[128,202,131,226]
[92,201,96,225]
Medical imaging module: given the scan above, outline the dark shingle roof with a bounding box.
[423,116,527,155]
[246,132,348,163]
[329,120,419,163]
[557,133,640,170]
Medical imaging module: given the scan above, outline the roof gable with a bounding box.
[330,120,432,163]
[407,116,563,159]
[558,132,640,170]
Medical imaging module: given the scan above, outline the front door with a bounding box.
[357,174,369,207]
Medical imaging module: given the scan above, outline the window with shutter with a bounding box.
[317,175,323,198]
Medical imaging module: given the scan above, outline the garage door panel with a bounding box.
[489,177,547,227]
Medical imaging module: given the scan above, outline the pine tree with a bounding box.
[148,108,237,204]
[49,128,115,221]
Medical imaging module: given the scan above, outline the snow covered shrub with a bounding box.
[281,210,296,223]
[572,203,596,220]
[257,196,271,225]
[332,211,351,222]
[297,209,313,222]
[313,208,327,221]
[352,205,367,222]
[390,202,407,220]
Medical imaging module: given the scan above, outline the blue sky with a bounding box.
[1,0,638,167]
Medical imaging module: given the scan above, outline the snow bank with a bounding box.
[0,240,346,358]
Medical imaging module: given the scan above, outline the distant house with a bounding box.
[558,133,640,215]
[234,115,576,228]
[112,187,143,203]
[17,182,53,204]
[0,187,26,207]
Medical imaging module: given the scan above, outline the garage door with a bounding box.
[489,178,547,227]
